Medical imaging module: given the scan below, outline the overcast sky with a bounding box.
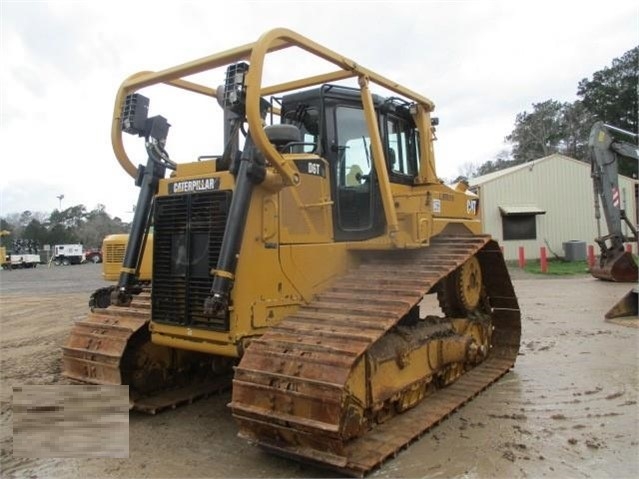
[1,0,637,221]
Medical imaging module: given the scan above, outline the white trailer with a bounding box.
[52,244,85,265]
[6,253,40,269]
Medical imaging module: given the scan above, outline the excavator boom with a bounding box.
[589,121,638,282]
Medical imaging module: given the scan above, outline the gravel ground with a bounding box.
[0,263,637,478]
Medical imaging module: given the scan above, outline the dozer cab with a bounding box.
[62,29,520,475]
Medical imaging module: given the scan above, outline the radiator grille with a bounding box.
[105,243,125,264]
[152,191,231,331]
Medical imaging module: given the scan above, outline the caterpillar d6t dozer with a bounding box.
[61,29,521,475]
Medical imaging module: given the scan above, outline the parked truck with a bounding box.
[2,237,41,269]
[84,248,103,264]
[5,253,40,269]
[51,244,85,266]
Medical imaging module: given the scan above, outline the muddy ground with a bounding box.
[0,263,637,478]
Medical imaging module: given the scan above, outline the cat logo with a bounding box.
[169,177,220,195]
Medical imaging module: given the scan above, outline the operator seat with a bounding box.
[264,124,301,152]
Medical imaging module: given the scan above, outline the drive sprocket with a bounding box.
[438,255,485,316]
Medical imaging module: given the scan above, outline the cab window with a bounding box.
[335,106,372,188]
[386,116,419,179]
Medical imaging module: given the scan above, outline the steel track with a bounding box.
[230,235,521,476]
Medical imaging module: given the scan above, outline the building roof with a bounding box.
[469,153,586,186]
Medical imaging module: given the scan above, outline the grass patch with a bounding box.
[522,259,591,275]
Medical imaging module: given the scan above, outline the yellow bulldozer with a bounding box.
[62,29,520,475]
[100,233,152,282]
[0,230,10,269]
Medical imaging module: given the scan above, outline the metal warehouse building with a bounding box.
[469,153,638,261]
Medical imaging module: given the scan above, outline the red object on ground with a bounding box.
[587,245,596,268]
[518,246,525,269]
[626,243,633,254]
[540,247,548,273]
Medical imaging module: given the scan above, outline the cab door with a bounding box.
[327,104,385,241]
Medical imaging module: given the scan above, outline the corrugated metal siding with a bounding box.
[473,155,637,260]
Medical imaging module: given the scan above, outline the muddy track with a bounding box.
[231,235,521,475]
[61,291,150,386]
[1,263,637,478]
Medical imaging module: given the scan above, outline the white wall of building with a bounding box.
[470,154,637,261]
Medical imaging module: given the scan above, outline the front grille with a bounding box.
[105,244,125,264]
[152,191,231,331]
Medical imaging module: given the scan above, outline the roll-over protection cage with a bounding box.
[111,28,439,237]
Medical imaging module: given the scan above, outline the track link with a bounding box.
[230,235,521,476]
[61,290,231,413]
[61,291,150,386]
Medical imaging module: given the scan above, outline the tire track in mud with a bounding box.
[484,311,636,475]
[487,296,637,478]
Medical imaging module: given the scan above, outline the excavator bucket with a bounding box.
[590,251,638,282]
[605,287,638,320]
